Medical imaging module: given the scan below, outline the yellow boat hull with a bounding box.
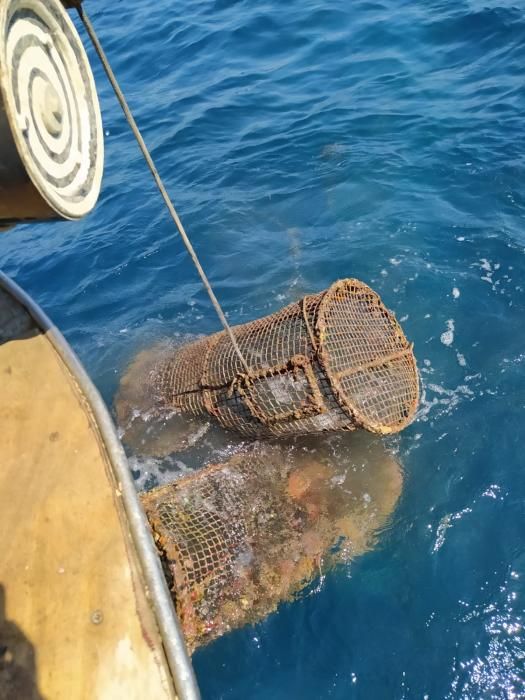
[0,276,198,699]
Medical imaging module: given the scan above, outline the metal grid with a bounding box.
[141,448,324,651]
[141,449,298,651]
[151,279,419,437]
[141,442,402,651]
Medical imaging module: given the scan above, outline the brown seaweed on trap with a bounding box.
[149,279,419,440]
[114,340,216,456]
[141,437,403,652]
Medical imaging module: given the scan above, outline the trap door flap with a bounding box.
[233,354,325,425]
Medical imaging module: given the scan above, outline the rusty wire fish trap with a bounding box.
[141,443,402,651]
[151,279,419,438]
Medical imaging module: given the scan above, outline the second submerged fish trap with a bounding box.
[141,443,402,651]
[152,279,419,438]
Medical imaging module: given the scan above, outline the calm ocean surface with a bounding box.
[2,0,525,697]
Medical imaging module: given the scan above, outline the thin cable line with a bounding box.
[76,4,250,374]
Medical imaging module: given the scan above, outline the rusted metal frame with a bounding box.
[314,278,409,433]
[334,346,413,380]
[231,354,325,425]
[301,294,319,353]
[200,332,223,417]
[314,280,361,425]
[144,458,227,496]
[167,356,185,406]
[403,354,421,425]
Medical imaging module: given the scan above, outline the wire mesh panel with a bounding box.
[141,441,403,652]
[151,279,419,438]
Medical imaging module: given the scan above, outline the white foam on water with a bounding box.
[416,380,474,424]
[440,319,455,346]
[128,454,170,491]
[480,258,492,272]
[457,352,467,367]
[472,257,513,296]
[503,352,525,367]
[452,287,460,298]
[481,484,502,500]
[432,506,473,553]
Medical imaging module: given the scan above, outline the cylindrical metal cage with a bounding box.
[0,0,104,225]
[141,441,403,651]
[152,279,419,438]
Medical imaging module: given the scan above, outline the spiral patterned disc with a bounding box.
[0,0,103,219]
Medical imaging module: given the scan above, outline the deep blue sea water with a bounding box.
[2,1,525,697]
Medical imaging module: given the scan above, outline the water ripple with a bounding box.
[1,0,525,697]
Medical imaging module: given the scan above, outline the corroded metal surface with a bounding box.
[141,437,403,652]
[152,279,419,438]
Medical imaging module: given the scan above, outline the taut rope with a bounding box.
[76,4,250,375]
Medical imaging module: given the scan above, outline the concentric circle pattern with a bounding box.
[0,0,103,219]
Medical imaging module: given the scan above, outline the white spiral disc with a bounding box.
[0,0,103,219]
